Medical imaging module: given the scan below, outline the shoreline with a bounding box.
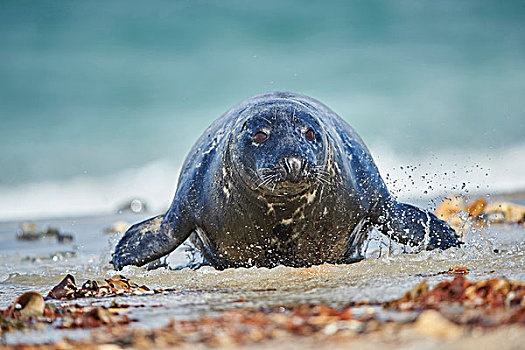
[1,187,524,225]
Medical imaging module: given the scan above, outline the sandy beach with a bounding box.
[1,192,524,348]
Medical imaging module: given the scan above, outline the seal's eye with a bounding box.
[305,129,315,141]
[254,131,268,143]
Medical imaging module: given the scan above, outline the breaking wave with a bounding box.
[0,143,524,221]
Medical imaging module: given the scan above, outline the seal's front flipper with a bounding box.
[111,214,190,270]
[376,201,461,250]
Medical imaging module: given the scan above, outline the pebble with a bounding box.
[414,310,462,339]
[16,224,75,243]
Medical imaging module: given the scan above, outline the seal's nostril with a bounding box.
[288,157,302,173]
[284,157,302,180]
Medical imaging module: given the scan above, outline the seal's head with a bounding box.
[231,101,329,196]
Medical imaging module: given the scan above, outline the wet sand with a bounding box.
[1,194,524,348]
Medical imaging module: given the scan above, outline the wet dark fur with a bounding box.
[112,92,459,270]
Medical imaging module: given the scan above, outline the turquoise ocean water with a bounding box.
[1,0,524,219]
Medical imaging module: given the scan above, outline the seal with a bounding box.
[111,92,459,270]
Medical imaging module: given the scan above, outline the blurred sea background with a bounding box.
[1,0,524,220]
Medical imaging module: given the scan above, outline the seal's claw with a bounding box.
[110,252,135,271]
[111,215,174,270]
[425,216,461,250]
[110,255,124,271]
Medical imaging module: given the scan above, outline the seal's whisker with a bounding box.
[313,168,331,178]
[316,178,330,185]
[256,174,276,189]
[281,160,290,174]
[315,172,331,178]
[315,174,330,184]
[315,171,331,179]
[260,167,273,173]
[256,171,281,189]
[247,168,262,182]
[317,173,331,182]
[318,183,325,202]
[313,167,330,175]
[256,180,271,189]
